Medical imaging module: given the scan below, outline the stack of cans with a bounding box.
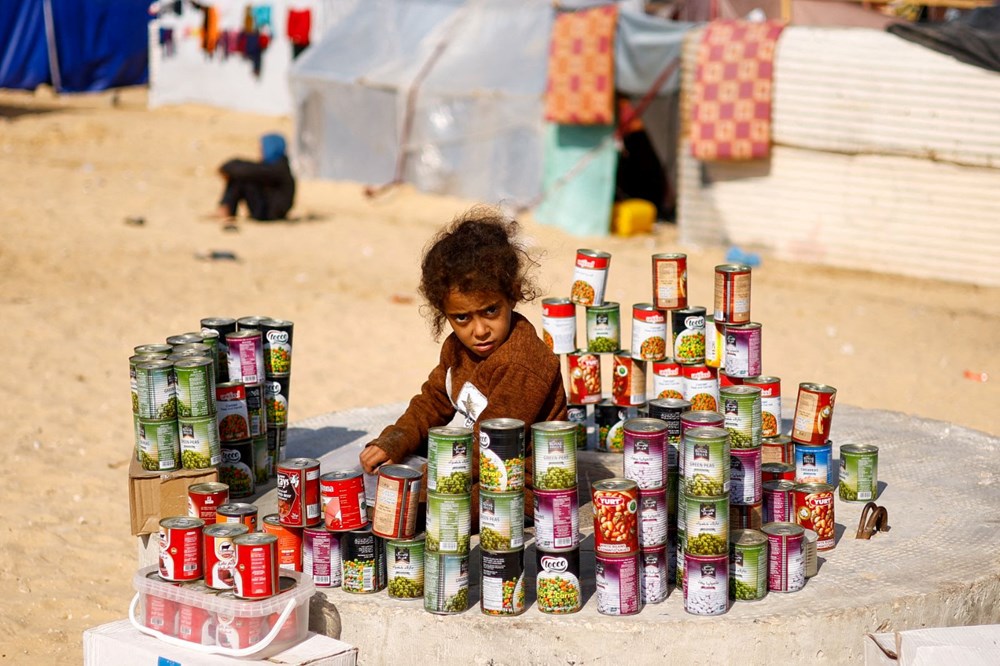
[622,418,671,605]
[372,464,422,597]
[591,478,641,615]
[265,458,321,582]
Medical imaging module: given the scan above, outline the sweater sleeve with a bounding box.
[219,158,287,184]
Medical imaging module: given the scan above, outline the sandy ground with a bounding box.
[0,87,997,664]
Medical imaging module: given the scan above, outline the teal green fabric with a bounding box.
[534,123,618,237]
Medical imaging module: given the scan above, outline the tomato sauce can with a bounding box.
[159,517,205,582]
[720,385,762,449]
[723,323,762,378]
[641,546,669,604]
[683,552,728,615]
[178,415,222,469]
[647,398,691,471]
[533,488,579,551]
[791,383,837,445]
[683,426,730,498]
[479,418,526,492]
[536,547,582,614]
[233,533,279,599]
[730,528,768,602]
[705,316,724,369]
[730,446,762,505]
[480,548,526,616]
[570,248,611,307]
[587,302,621,353]
[714,263,752,325]
[341,526,387,593]
[762,461,796,483]
[632,303,668,361]
[651,358,684,400]
[215,592,266,649]
[263,376,291,427]
[225,330,265,385]
[188,482,230,523]
[135,359,177,421]
[216,502,258,532]
[762,480,796,523]
[793,482,836,551]
[174,357,215,419]
[671,306,706,364]
[623,418,668,490]
[371,464,422,539]
[303,526,342,588]
[612,352,646,406]
[762,435,794,465]
[175,584,216,644]
[426,490,472,555]
[681,363,719,412]
[142,573,178,636]
[541,298,577,354]
[638,487,668,548]
[531,421,577,490]
[567,352,602,405]
[276,458,322,528]
[596,552,642,616]
[426,426,473,494]
[839,443,879,502]
[386,534,424,600]
[424,551,469,614]
[203,522,248,590]
[219,439,255,499]
[652,252,687,310]
[260,319,293,376]
[320,470,368,531]
[762,522,804,592]
[683,492,729,555]
[262,514,303,572]
[592,478,640,555]
[730,502,763,531]
[479,490,524,551]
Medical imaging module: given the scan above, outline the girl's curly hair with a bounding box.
[420,206,541,339]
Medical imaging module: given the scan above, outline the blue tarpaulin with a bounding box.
[0,0,150,92]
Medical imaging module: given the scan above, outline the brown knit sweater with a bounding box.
[370,312,567,462]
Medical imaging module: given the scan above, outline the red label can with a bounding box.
[714,263,752,324]
[263,514,303,572]
[791,383,837,445]
[592,479,639,555]
[142,572,178,636]
[681,363,718,412]
[761,436,793,465]
[718,371,744,388]
[651,252,687,310]
[320,470,368,531]
[761,462,796,483]
[204,522,248,589]
[792,482,836,551]
[158,517,204,582]
[216,502,258,533]
[188,482,229,523]
[612,352,646,406]
[215,592,266,649]
[567,352,602,405]
[762,480,796,523]
[276,458,321,527]
[233,533,279,599]
[651,358,683,400]
[631,304,668,361]
[371,464,423,539]
[570,249,611,307]
[541,298,577,354]
[175,592,215,644]
[762,522,805,592]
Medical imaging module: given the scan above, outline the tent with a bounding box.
[0,0,150,92]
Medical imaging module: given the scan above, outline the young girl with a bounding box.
[359,207,567,479]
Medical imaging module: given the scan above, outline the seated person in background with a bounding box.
[216,133,295,226]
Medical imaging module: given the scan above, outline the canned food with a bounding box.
[647,398,691,470]
[372,464,422,539]
[252,435,269,486]
[479,418,525,492]
[652,252,687,310]
[173,357,215,419]
[791,383,837,445]
[141,573,178,636]
[683,426,730,497]
[178,415,221,469]
[204,522,248,589]
[803,528,818,578]
[533,488,579,551]
[714,263,752,324]
[260,319,293,376]
[730,529,768,601]
[216,502,258,532]
[792,482,835,551]
[667,471,680,533]
[219,439,255,499]
[480,548,526,616]
[730,502,763,531]
[276,458,321,528]
[479,490,524,551]
[135,343,173,356]
[762,435,794,465]
[839,443,879,502]
[321,470,368,531]
[215,382,250,442]
[718,371,743,389]
[215,593,266,648]
[566,405,588,451]
[266,426,286,476]
[188,482,229,522]
[596,552,642,616]
[567,352,602,405]
[720,385,762,449]
[632,304,668,361]
[723,323,762,378]
[303,526,342,588]
[167,332,205,347]
[612,352,646,406]
[595,400,640,453]
[730,446,762,505]
[641,546,669,604]
[263,376,291,427]
[341,526,387,594]
[762,522,805,592]
[175,593,215,644]
[570,249,611,307]
[638,487,668,548]
[226,329,265,385]
[623,418,668,490]
[532,421,577,490]
[675,530,686,588]
[592,478,639,555]
[136,418,180,471]
[651,358,684,400]
[236,315,271,331]
[233,533,279,598]
[262,514,303,572]
[681,364,718,412]
[587,302,621,353]
[794,441,833,485]
[671,306,706,364]
[683,552,728,615]
[386,534,425,599]
[130,353,167,415]
[705,316,724,369]
[684,492,729,556]
[536,548,582,614]
[541,298,576,354]
[762,461,796,483]
[424,551,469,614]
[744,376,781,438]
[201,318,237,382]
[159,517,204,582]
[135,359,177,421]
[244,383,267,439]
[426,491,471,554]
[426,426,473,494]
[762,480,796,524]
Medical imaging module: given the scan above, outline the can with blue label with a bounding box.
[794,441,833,485]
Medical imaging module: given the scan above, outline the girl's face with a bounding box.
[442,289,513,358]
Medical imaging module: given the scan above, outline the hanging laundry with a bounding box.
[252,5,273,31]
[244,32,263,77]
[544,5,619,126]
[191,2,220,55]
[287,9,311,46]
[159,27,175,57]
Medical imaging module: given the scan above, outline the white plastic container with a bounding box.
[130,565,314,659]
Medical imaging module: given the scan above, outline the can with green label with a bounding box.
[136,417,180,471]
[174,357,216,418]
[839,444,879,502]
[720,385,762,449]
[178,415,222,469]
[427,426,473,494]
[586,302,621,353]
[531,421,578,490]
[683,426,730,497]
[426,491,471,555]
[387,534,425,600]
[135,359,177,420]
[730,528,768,601]
[479,490,524,551]
[424,551,470,614]
[684,492,729,556]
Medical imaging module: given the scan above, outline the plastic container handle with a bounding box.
[128,592,297,658]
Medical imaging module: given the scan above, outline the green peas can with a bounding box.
[683,426,730,497]
[135,359,177,420]
[536,547,582,614]
[426,491,471,554]
[479,418,525,492]
[130,353,166,415]
[719,385,762,449]
[427,426,473,494]
[839,443,879,502]
[387,534,425,600]
[178,415,222,469]
[481,548,526,616]
[729,528,768,601]
[424,551,469,614]
[531,421,578,490]
[174,357,216,418]
[683,492,729,556]
[136,417,180,471]
[586,302,621,353]
[479,490,524,551]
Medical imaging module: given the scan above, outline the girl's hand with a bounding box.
[360,444,391,475]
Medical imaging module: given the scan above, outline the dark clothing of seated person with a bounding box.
[218,133,295,221]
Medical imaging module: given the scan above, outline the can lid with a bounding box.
[136,359,174,371]
[794,482,835,493]
[166,333,205,345]
[218,502,258,516]
[715,263,752,273]
[174,357,214,369]
[799,382,837,394]
[577,248,611,259]
[134,343,173,355]
[761,522,805,537]
[744,375,780,385]
[761,462,795,472]
[227,329,262,340]
[427,426,474,439]
[542,297,573,306]
[189,482,229,494]
[681,410,724,424]
[587,301,619,311]
[201,317,237,327]
[321,469,364,482]
[160,516,204,529]
[762,480,797,491]
[648,398,692,410]
[280,457,321,469]
[684,426,729,442]
[234,533,278,546]
[531,420,577,433]
[731,528,768,547]
[261,318,294,328]
[719,385,762,397]
[204,523,250,538]
[763,435,791,445]
[592,478,638,493]
[623,417,668,434]
[652,252,686,260]
[479,418,526,431]
[380,463,423,480]
[840,443,878,454]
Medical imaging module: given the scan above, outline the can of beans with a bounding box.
[762,522,804,592]
[684,492,729,556]
[173,358,215,419]
[216,502,258,532]
[802,528,818,578]
[632,304,668,361]
[479,418,526,492]
[262,514,303,572]
[641,546,669,604]
[424,551,469,614]
[219,439,255,499]
[567,351,602,405]
[714,263,752,324]
[681,364,718,412]
[683,552,728,615]
[651,358,684,400]
[136,418,180,471]
[135,359,177,421]
[260,319,293,376]
[623,418,668,490]
[705,316,724,369]
[566,405,588,451]
[683,426,730,497]
[723,323,762,378]
[479,490,524,551]
[203,522,248,589]
[612,352,646,406]
[303,526,342,588]
[159,517,204,582]
[762,436,794,465]
[426,491,471,555]
[321,470,368,531]
[233,533,279,598]
[536,547,582,614]
[480,548,526,616]
[215,382,250,442]
[730,502,763,531]
[263,376,290,427]
[341,526,387,593]
[839,444,879,502]
[533,488,579,551]
[671,306,706,364]
[718,371,743,389]
[592,478,640,555]
[226,329,265,385]
[386,534,425,600]
[638,487,668,548]
[586,302,621,353]
[427,426,473,494]
[791,383,837,445]
[762,480,795,523]
[371,464,422,539]
[794,441,833,485]
[652,252,687,310]
[276,458,321,528]
[762,462,796,483]
[188,482,229,522]
[571,249,611,307]
[541,298,577,354]
[720,385,762,450]
[596,552,642,616]
[244,383,267,439]
[793,482,835,551]
[647,398,691,472]
[730,529,768,602]
[252,435,269,486]
[730,446,762,505]
[532,421,577,490]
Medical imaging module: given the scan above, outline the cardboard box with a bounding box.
[865,625,1000,665]
[129,457,219,536]
[83,620,357,666]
